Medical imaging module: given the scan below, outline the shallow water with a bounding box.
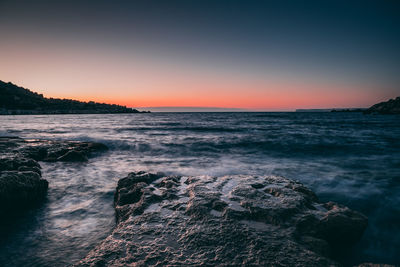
[0,112,399,266]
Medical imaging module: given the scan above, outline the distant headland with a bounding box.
[0,80,148,115]
[295,96,400,115]
[363,96,400,115]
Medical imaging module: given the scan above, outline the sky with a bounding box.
[0,0,399,110]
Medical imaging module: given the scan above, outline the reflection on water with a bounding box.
[0,112,399,266]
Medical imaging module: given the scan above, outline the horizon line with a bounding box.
[135,106,368,112]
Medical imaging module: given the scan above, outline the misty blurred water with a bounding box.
[0,112,399,266]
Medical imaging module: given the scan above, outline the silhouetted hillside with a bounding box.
[364,97,400,115]
[0,80,142,115]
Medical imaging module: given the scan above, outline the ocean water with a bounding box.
[0,112,399,266]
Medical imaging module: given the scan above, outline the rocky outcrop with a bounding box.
[77,172,368,266]
[0,137,107,217]
[0,170,48,215]
[0,137,108,162]
[364,97,400,115]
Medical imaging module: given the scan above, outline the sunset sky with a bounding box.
[0,0,399,110]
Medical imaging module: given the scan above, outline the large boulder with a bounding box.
[76,172,368,266]
[0,154,47,217]
[0,170,48,217]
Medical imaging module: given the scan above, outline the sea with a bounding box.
[0,112,399,266]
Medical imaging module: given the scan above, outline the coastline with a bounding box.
[0,110,150,115]
[0,80,150,115]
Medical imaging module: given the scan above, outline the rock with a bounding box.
[76,173,368,266]
[295,201,368,251]
[17,165,42,175]
[57,150,88,162]
[0,171,48,216]
[0,137,108,218]
[318,202,368,247]
[0,156,41,171]
[0,137,108,163]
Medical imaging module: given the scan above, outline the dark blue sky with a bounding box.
[0,0,399,109]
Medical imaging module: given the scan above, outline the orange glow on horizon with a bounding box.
[46,80,383,111]
[1,37,394,111]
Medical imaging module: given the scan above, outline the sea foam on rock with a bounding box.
[77,171,368,266]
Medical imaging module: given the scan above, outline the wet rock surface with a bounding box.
[0,170,48,216]
[77,172,368,266]
[0,137,107,217]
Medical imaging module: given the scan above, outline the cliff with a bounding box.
[0,80,142,115]
[364,97,400,115]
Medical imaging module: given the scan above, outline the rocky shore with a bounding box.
[0,137,107,218]
[77,171,368,266]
